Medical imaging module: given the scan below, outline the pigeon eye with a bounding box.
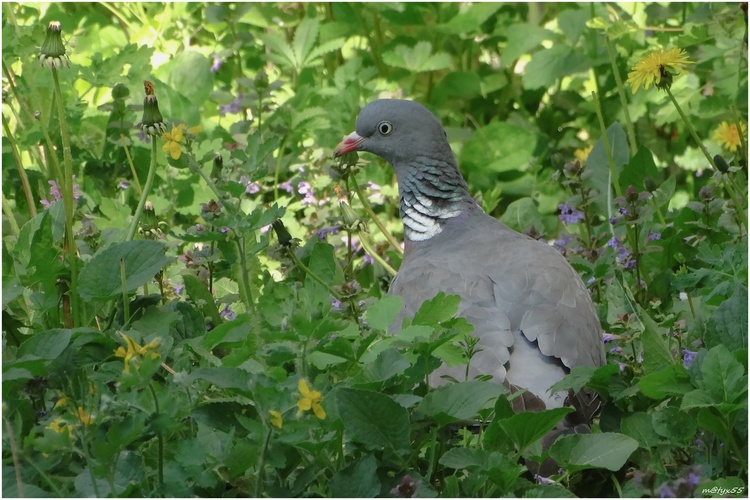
[377,121,393,136]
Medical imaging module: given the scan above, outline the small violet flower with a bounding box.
[210,55,223,72]
[558,202,585,224]
[682,349,697,367]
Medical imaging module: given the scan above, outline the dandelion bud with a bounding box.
[39,21,69,69]
[643,176,657,193]
[138,81,167,137]
[112,83,130,100]
[272,219,293,247]
[713,154,730,173]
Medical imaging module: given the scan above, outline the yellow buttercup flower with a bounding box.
[269,410,283,429]
[114,333,161,374]
[574,146,592,164]
[297,379,326,420]
[46,418,70,434]
[77,407,94,426]
[162,124,185,160]
[627,48,692,93]
[712,121,747,153]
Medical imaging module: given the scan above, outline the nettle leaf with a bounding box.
[699,345,747,405]
[417,381,504,426]
[362,348,411,384]
[382,41,452,72]
[651,406,697,445]
[17,329,72,360]
[705,286,748,351]
[462,122,537,174]
[549,433,638,472]
[329,455,380,498]
[203,314,254,350]
[501,197,544,233]
[438,3,503,36]
[293,17,320,68]
[637,304,674,373]
[335,388,410,453]
[78,240,168,301]
[363,295,403,332]
[182,273,222,327]
[638,364,693,399]
[502,23,556,64]
[411,292,461,326]
[522,45,590,90]
[620,412,662,448]
[498,407,573,451]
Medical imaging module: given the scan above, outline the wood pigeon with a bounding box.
[334,99,605,416]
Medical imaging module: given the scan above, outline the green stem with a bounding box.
[665,88,747,231]
[287,248,343,301]
[120,259,130,324]
[254,428,273,497]
[51,67,81,327]
[650,198,667,225]
[273,136,288,201]
[358,233,397,276]
[126,140,159,241]
[236,238,257,313]
[4,418,24,498]
[122,140,143,194]
[350,174,403,255]
[147,383,164,494]
[605,36,637,155]
[2,114,37,217]
[2,192,21,236]
[592,91,623,198]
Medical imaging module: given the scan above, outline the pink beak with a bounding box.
[333,131,365,157]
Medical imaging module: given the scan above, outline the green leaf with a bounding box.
[78,241,168,301]
[410,292,461,327]
[637,304,674,373]
[705,286,748,351]
[203,314,255,350]
[700,344,747,405]
[292,18,320,68]
[651,406,697,445]
[363,294,403,332]
[335,388,410,453]
[638,364,693,399]
[439,447,493,469]
[181,273,222,326]
[329,455,381,498]
[190,367,252,390]
[438,4,503,36]
[417,381,504,426]
[522,45,590,89]
[362,348,411,383]
[461,122,537,174]
[17,329,72,360]
[587,123,630,212]
[547,365,598,395]
[619,146,659,194]
[549,433,639,472]
[382,41,452,72]
[502,23,555,64]
[498,407,573,451]
[501,197,544,233]
[620,412,662,448]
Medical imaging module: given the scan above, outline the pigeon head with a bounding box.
[333,99,457,170]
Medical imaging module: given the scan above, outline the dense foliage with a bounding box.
[2,2,748,497]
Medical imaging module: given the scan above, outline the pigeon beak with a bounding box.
[333,131,365,157]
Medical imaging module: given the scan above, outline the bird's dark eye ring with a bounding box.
[377,121,393,136]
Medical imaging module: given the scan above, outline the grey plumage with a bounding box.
[334,99,605,411]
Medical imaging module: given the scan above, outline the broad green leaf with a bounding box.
[587,123,630,212]
[619,146,659,194]
[638,364,693,399]
[681,388,716,410]
[293,18,319,68]
[362,348,411,383]
[439,447,493,469]
[501,197,544,233]
[549,433,638,472]
[548,365,598,395]
[620,412,662,448]
[637,304,674,373]
[363,295,403,332]
[78,241,168,301]
[203,314,254,350]
[461,122,537,175]
[651,406,697,445]
[502,23,555,64]
[190,367,252,390]
[705,286,748,351]
[335,388,410,452]
[329,455,380,498]
[522,45,590,89]
[382,41,452,72]
[700,344,747,405]
[417,381,504,426]
[182,273,222,326]
[17,329,72,360]
[498,407,573,451]
[438,4,502,36]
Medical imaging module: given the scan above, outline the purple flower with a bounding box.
[40,179,81,209]
[616,361,628,372]
[367,181,381,191]
[609,207,628,225]
[609,342,623,355]
[278,180,294,194]
[647,230,661,241]
[362,253,374,266]
[220,93,243,117]
[607,236,621,249]
[137,129,152,144]
[219,226,231,234]
[687,470,700,487]
[315,225,341,241]
[391,475,421,498]
[683,349,697,367]
[606,236,635,269]
[297,181,317,205]
[660,484,676,498]
[558,203,585,224]
[553,233,574,253]
[246,182,260,194]
[173,284,184,295]
[210,55,223,72]
[535,475,555,485]
[220,304,236,321]
[118,180,130,190]
[331,298,342,309]
[602,333,617,343]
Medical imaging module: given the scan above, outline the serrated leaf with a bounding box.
[417,381,504,426]
[700,344,747,405]
[411,292,461,326]
[705,286,748,351]
[329,455,380,498]
[549,433,638,472]
[335,388,410,452]
[17,329,72,359]
[293,18,319,68]
[651,406,696,445]
[637,304,674,373]
[78,241,168,301]
[362,348,411,383]
[364,295,403,332]
[620,412,662,448]
[638,364,693,399]
[382,41,452,72]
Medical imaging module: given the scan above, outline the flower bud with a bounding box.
[713,154,730,173]
[643,176,657,193]
[39,21,69,69]
[138,81,167,137]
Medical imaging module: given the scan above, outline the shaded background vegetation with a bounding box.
[2,2,747,498]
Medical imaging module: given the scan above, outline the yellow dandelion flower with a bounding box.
[162,124,185,160]
[627,48,692,93]
[712,121,747,153]
[115,333,161,374]
[77,407,94,426]
[269,410,283,429]
[574,146,592,163]
[54,396,68,409]
[297,379,326,420]
[46,418,70,434]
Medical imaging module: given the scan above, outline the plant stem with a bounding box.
[147,383,164,494]
[2,114,37,217]
[51,67,81,327]
[349,174,403,255]
[358,234,397,276]
[120,259,130,323]
[4,418,24,498]
[592,91,623,198]
[126,140,159,241]
[605,36,637,155]
[122,140,143,194]
[255,428,273,497]
[2,193,21,236]
[286,247,343,301]
[665,88,747,231]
